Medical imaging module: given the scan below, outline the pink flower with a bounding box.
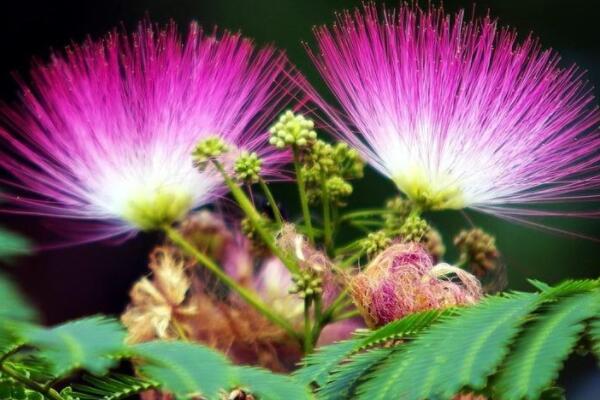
[305,5,600,222]
[0,21,302,243]
[350,243,482,327]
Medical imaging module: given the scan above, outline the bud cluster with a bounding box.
[399,214,429,242]
[234,151,262,183]
[192,136,229,170]
[290,270,323,299]
[268,110,317,148]
[302,140,365,206]
[454,228,499,277]
[361,230,392,257]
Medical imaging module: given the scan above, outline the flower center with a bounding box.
[394,166,465,210]
[123,188,193,230]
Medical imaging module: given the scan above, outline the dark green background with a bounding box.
[0,0,599,324]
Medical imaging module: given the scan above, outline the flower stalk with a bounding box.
[293,146,314,242]
[321,178,334,255]
[0,362,66,400]
[258,177,283,225]
[163,224,298,340]
[212,160,301,275]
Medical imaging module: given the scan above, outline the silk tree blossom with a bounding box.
[305,5,600,217]
[0,21,300,242]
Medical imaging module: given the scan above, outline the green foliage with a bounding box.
[355,309,451,349]
[316,348,391,400]
[592,317,600,361]
[0,378,44,400]
[135,341,311,400]
[23,317,127,376]
[134,341,231,400]
[295,281,600,400]
[71,373,159,400]
[357,293,539,399]
[0,274,37,354]
[294,339,359,386]
[232,366,312,400]
[494,291,600,400]
[0,274,36,323]
[0,227,31,261]
[294,309,448,387]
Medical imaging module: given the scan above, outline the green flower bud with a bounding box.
[326,175,353,205]
[234,151,262,183]
[192,136,229,170]
[290,269,323,299]
[361,230,392,256]
[399,214,429,243]
[269,110,317,148]
[333,142,365,180]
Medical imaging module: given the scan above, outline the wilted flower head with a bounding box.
[0,21,301,242]
[350,243,482,327]
[122,247,195,343]
[306,5,600,217]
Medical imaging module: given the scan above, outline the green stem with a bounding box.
[339,208,392,223]
[303,297,314,353]
[293,147,314,242]
[171,318,189,341]
[333,309,360,322]
[163,225,298,340]
[212,160,300,275]
[340,251,363,268]
[258,177,283,225]
[0,363,65,400]
[321,289,350,322]
[321,178,333,255]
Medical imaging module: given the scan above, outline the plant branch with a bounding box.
[258,177,283,225]
[321,178,334,256]
[0,363,66,400]
[303,297,314,354]
[293,147,314,242]
[211,160,300,275]
[163,224,299,340]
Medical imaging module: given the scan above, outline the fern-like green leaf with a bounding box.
[0,228,31,261]
[494,291,600,400]
[233,366,312,400]
[356,309,451,349]
[295,309,446,387]
[591,317,600,362]
[72,373,159,400]
[23,317,126,376]
[538,279,599,300]
[316,348,392,400]
[357,293,539,400]
[0,274,37,354]
[0,274,36,323]
[134,341,231,400]
[294,340,358,386]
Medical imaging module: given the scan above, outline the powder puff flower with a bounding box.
[350,243,482,327]
[0,21,301,242]
[305,5,600,219]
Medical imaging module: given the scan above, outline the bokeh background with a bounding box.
[1,0,599,397]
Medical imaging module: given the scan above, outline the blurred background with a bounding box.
[0,0,599,397]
